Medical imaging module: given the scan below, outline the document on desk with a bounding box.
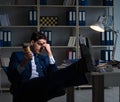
[96,64,113,73]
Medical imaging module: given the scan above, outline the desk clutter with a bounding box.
[94,58,120,73]
[95,64,113,73]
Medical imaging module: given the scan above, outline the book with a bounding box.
[67,36,76,47]
[0,30,3,47]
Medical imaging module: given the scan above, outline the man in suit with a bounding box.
[8,31,94,102]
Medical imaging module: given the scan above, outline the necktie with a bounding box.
[34,54,44,77]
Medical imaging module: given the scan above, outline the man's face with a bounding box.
[30,39,47,54]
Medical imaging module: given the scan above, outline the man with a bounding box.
[8,31,94,102]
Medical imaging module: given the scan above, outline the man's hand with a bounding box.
[43,43,53,56]
[20,52,33,67]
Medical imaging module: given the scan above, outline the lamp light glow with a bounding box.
[90,22,105,32]
[90,15,113,32]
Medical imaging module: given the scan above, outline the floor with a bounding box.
[0,86,119,102]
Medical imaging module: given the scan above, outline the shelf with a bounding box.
[0,26,37,28]
[0,5,37,7]
[40,5,76,8]
[92,45,113,48]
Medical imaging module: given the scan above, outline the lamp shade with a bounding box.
[90,15,113,32]
[90,22,105,32]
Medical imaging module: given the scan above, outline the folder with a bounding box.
[100,32,106,45]
[33,10,37,25]
[73,11,76,25]
[7,31,12,46]
[3,31,8,46]
[82,11,86,26]
[67,10,73,25]
[79,0,88,5]
[109,31,113,45]
[0,31,3,47]
[28,10,33,25]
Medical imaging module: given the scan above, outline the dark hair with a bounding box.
[30,32,47,41]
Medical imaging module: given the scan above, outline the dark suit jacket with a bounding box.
[8,51,58,94]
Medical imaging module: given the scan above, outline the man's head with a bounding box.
[30,32,47,54]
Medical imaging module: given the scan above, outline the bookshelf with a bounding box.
[0,0,114,94]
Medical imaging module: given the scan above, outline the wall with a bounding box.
[113,0,120,61]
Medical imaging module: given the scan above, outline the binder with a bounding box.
[79,11,86,26]
[109,0,113,6]
[68,51,73,60]
[40,0,47,5]
[33,10,37,25]
[3,31,8,46]
[82,11,86,26]
[109,31,113,45]
[28,10,33,25]
[79,11,82,25]
[63,0,67,5]
[105,50,109,62]
[47,30,52,45]
[101,50,111,62]
[109,49,113,61]
[103,0,113,6]
[106,31,110,45]
[68,50,76,60]
[67,10,73,25]
[79,0,88,6]
[40,30,52,45]
[7,31,12,46]
[73,11,76,25]
[72,50,76,60]
[100,32,105,45]
[0,31,3,47]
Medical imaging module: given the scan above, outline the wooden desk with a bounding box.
[92,68,120,102]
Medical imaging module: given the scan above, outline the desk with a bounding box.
[92,68,120,102]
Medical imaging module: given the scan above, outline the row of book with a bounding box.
[28,10,37,25]
[0,30,12,47]
[40,30,52,45]
[67,10,86,26]
[67,35,89,47]
[100,31,114,45]
[101,49,113,62]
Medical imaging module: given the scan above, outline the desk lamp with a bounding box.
[90,15,119,61]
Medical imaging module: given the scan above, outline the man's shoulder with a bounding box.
[12,51,24,56]
[11,51,24,60]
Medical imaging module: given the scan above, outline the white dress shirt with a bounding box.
[17,54,55,79]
